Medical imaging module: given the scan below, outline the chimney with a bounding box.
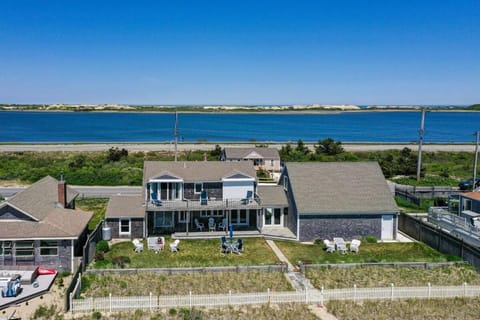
[58,176,67,208]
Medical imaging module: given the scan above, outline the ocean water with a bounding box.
[1,111,479,143]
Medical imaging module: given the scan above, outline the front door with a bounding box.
[264,208,283,227]
[381,215,394,240]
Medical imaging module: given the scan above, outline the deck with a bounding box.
[147,198,262,211]
[173,227,296,241]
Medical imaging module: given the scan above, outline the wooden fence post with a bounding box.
[189,291,192,308]
[109,293,112,312]
[428,283,431,299]
[353,284,357,303]
[267,288,270,304]
[150,292,153,312]
[390,283,394,301]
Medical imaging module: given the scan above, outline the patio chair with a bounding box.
[241,190,253,204]
[220,236,229,253]
[208,217,216,232]
[323,239,335,253]
[194,218,205,231]
[234,238,243,253]
[170,239,180,252]
[350,239,361,253]
[218,218,227,231]
[150,193,162,206]
[201,190,208,205]
[132,239,144,253]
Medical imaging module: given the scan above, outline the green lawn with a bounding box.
[275,241,460,265]
[93,237,280,268]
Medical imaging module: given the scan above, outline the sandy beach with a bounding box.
[0,143,475,152]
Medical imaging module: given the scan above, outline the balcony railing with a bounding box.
[146,196,261,211]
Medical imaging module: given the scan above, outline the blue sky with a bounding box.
[0,0,478,105]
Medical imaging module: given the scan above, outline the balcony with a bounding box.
[146,196,262,211]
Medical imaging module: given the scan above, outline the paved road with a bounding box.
[0,186,141,199]
[0,143,476,152]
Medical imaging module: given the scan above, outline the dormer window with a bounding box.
[283,176,289,191]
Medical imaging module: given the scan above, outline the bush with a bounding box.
[96,240,109,253]
[94,251,105,261]
[363,235,377,243]
[112,256,131,268]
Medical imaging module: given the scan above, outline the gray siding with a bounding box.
[106,218,144,239]
[298,214,383,242]
[0,240,73,273]
[0,205,33,220]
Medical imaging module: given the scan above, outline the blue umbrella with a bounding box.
[229,224,233,240]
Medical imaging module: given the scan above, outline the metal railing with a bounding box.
[146,197,261,210]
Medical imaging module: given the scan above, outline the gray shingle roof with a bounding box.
[106,195,145,218]
[143,161,257,186]
[286,162,398,215]
[8,176,79,220]
[257,185,288,206]
[223,147,280,160]
[0,176,92,239]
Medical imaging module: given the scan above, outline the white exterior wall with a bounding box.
[222,180,254,199]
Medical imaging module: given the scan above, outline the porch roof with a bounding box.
[257,185,288,206]
[106,195,145,219]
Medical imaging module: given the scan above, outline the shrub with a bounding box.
[363,235,377,243]
[92,311,102,319]
[112,256,131,268]
[96,240,109,253]
[94,251,105,261]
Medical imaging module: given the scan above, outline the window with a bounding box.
[200,210,224,217]
[464,199,472,211]
[283,176,288,191]
[154,212,174,227]
[15,240,34,257]
[40,240,59,256]
[178,211,188,223]
[194,183,203,194]
[119,219,131,235]
[0,241,12,256]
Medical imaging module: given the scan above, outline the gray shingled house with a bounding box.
[221,147,281,172]
[0,176,92,272]
[105,161,292,239]
[281,162,399,242]
[105,195,145,239]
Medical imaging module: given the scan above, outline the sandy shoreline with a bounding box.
[0,143,475,152]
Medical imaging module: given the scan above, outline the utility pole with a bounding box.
[473,131,480,191]
[416,109,426,181]
[174,110,178,162]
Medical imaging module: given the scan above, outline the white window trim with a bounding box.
[119,218,131,235]
[178,211,188,223]
[283,176,288,191]
[194,183,203,194]
[39,240,59,256]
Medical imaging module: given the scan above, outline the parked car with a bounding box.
[458,177,480,191]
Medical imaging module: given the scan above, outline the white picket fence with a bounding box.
[71,284,480,313]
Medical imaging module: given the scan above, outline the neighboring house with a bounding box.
[281,162,399,242]
[0,176,92,273]
[458,192,480,225]
[105,195,145,239]
[221,147,281,172]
